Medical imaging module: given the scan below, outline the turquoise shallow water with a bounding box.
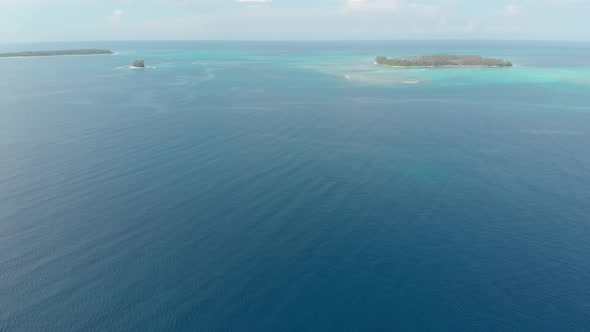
[1,41,590,331]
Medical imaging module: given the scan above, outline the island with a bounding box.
[0,49,114,58]
[375,55,512,67]
[132,60,145,68]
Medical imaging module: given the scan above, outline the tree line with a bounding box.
[375,55,512,67]
[0,49,114,57]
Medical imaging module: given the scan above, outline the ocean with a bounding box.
[1,41,590,331]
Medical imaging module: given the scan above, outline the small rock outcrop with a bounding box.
[132,60,145,68]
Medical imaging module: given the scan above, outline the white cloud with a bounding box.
[106,9,124,23]
[345,0,440,17]
[346,0,398,11]
[504,4,522,15]
[465,18,482,32]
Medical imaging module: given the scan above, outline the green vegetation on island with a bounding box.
[375,55,512,67]
[0,49,114,58]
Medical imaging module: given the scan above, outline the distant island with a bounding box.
[0,49,114,58]
[375,55,512,67]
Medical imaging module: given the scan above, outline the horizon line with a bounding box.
[1,38,590,44]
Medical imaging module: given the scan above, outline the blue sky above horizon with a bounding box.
[1,0,589,42]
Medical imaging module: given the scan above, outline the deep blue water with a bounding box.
[1,41,590,331]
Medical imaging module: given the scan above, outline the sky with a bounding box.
[0,0,589,42]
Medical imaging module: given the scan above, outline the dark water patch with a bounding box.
[2,41,590,331]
